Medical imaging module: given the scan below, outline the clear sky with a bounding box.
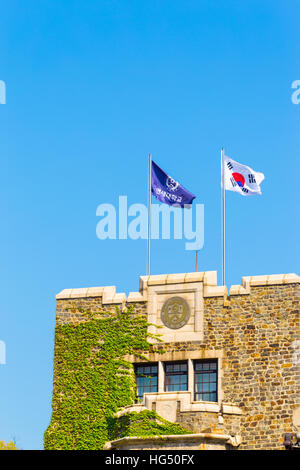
[0,0,299,449]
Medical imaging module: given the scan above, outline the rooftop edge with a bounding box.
[56,271,300,302]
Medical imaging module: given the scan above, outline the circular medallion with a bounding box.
[166,177,179,192]
[161,296,190,330]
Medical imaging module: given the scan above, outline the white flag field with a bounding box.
[223,154,265,196]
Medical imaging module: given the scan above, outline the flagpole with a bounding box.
[221,147,226,286]
[147,154,152,276]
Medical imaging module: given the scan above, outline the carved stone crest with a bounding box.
[161,296,190,329]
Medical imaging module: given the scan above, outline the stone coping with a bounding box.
[103,432,242,450]
[116,400,243,417]
[56,285,127,304]
[56,271,300,301]
[229,273,300,296]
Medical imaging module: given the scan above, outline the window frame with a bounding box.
[164,360,188,393]
[134,362,158,402]
[193,359,218,403]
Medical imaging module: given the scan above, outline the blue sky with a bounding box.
[0,1,299,449]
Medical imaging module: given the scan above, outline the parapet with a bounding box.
[229,273,300,296]
[56,271,300,303]
[56,285,127,304]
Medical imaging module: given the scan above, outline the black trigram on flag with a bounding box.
[248,174,256,184]
[224,154,265,195]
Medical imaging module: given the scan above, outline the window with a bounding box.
[194,360,218,402]
[164,361,188,392]
[134,363,158,402]
[134,358,218,403]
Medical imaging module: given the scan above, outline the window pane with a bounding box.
[210,382,216,392]
[194,360,217,402]
[165,361,188,392]
[135,363,158,401]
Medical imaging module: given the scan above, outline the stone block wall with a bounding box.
[204,283,300,449]
[53,271,300,450]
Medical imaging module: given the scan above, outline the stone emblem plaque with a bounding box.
[161,296,190,329]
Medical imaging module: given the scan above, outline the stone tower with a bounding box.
[47,271,300,450]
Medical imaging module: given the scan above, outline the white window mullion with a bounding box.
[158,361,164,393]
[188,359,194,398]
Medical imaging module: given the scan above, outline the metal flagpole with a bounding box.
[147,154,152,276]
[221,147,226,286]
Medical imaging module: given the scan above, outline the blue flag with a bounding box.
[151,160,196,207]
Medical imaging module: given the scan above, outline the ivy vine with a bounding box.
[44,305,188,450]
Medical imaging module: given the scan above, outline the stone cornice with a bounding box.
[103,432,242,449]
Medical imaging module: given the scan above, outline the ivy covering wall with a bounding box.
[44,306,189,450]
[111,410,190,440]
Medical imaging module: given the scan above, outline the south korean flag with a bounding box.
[223,154,265,196]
